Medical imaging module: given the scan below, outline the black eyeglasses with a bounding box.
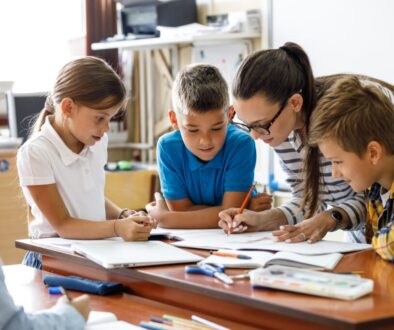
[231,99,288,136]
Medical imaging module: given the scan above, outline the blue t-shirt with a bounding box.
[157,125,256,206]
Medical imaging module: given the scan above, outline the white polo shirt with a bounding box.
[17,116,107,238]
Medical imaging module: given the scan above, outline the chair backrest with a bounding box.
[6,92,47,143]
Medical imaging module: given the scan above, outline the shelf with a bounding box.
[92,31,261,51]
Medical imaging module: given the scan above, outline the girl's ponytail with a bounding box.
[30,95,55,136]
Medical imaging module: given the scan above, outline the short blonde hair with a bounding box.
[309,75,394,156]
[172,64,229,115]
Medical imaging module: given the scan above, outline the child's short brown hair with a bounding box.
[172,64,229,115]
[309,75,394,156]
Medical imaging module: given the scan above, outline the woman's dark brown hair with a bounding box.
[232,42,322,217]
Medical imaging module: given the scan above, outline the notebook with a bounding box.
[201,249,343,270]
[86,311,143,329]
[72,240,203,269]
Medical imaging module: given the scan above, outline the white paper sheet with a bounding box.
[171,230,372,255]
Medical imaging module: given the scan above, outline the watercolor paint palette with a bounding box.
[249,265,373,300]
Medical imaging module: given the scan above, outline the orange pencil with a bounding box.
[239,182,256,213]
[212,251,252,259]
[227,182,255,235]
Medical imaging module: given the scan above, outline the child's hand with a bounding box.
[58,294,90,321]
[119,209,137,218]
[145,192,169,224]
[115,215,155,241]
[249,193,272,212]
[218,208,264,234]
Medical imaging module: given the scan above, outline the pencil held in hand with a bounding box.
[239,182,256,213]
[227,182,255,235]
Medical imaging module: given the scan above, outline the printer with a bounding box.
[118,0,197,36]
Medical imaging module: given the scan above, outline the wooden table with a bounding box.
[16,239,394,330]
[3,264,256,329]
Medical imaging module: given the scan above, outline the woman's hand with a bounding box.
[249,193,272,212]
[218,208,266,234]
[272,211,335,243]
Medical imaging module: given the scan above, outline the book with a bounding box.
[86,311,143,329]
[72,240,203,269]
[200,249,343,270]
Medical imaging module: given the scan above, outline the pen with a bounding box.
[211,251,252,260]
[228,182,255,235]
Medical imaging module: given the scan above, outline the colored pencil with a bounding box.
[239,182,256,214]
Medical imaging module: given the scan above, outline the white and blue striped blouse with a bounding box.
[274,130,366,243]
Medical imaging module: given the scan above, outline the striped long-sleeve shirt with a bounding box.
[367,181,394,261]
[274,130,366,242]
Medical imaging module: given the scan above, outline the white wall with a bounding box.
[269,0,394,189]
[0,0,85,92]
[272,0,394,83]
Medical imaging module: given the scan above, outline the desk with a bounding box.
[16,239,394,330]
[3,264,257,330]
[92,32,260,163]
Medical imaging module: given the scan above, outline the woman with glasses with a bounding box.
[219,41,375,244]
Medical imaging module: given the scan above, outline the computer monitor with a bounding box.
[6,92,47,143]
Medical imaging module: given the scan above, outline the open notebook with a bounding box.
[72,240,203,269]
[201,249,343,270]
[86,311,143,330]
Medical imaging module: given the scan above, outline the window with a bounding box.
[0,0,85,92]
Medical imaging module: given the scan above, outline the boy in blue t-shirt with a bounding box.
[146,64,271,228]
